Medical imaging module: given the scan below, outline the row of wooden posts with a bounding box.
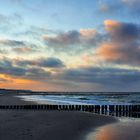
[0,104,140,118]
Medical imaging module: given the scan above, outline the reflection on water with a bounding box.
[86,119,140,140]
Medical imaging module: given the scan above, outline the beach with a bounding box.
[0,94,117,140]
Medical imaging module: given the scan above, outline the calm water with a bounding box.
[19,92,140,105]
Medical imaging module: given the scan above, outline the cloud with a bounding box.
[98,1,122,14]
[43,20,140,67]
[38,57,65,68]
[0,39,39,54]
[13,47,33,53]
[96,42,123,61]
[80,29,97,37]
[25,67,51,80]
[96,42,140,65]
[44,30,80,47]
[0,49,6,54]
[0,39,38,48]
[0,58,51,80]
[1,57,140,91]
[15,57,65,68]
[96,20,140,66]
[122,0,140,12]
[122,0,137,5]
[104,20,140,41]
[0,61,26,76]
[56,66,140,91]
[0,58,29,77]
[0,39,25,47]
[43,29,101,50]
[98,0,140,15]
[123,0,140,17]
[0,58,12,68]
[99,3,111,13]
[0,78,9,82]
[14,25,51,40]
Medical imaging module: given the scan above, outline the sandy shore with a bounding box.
[0,94,36,105]
[0,94,117,140]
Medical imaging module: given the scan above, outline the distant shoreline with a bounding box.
[0,88,140,95]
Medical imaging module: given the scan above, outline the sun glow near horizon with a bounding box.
[0,0,140,91]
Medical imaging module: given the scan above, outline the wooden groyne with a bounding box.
[0,104,140,118]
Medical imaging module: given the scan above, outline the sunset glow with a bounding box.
[0,0,140,91]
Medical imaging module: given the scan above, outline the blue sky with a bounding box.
[0,0,140,91]
[0,0,100,29]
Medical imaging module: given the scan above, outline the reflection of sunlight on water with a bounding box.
[86,119,140,140]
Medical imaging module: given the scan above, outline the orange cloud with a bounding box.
[80,29,97,37]
[0,74,60,91]
[96,42,123,61]
[104,19,121,33]
[95,19,140,65]
[0,74,14,84]
[0,74,40,90]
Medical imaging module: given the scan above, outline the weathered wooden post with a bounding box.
[95,105,100,113]
[109,105,114,116]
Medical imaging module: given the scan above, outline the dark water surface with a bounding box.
[19,92,140,105]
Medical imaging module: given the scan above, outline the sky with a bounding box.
[0,0,140,91]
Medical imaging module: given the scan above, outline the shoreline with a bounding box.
[0,94,118,140]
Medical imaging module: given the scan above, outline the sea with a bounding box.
[18,92,140,105]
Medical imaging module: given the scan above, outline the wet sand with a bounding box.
[0,94,117,140]
[86,118,140,140]
[0,94,36,105]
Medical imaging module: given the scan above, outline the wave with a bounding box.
[17,93,140,105]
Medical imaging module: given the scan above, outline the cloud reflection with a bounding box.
[87,121,140,140]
